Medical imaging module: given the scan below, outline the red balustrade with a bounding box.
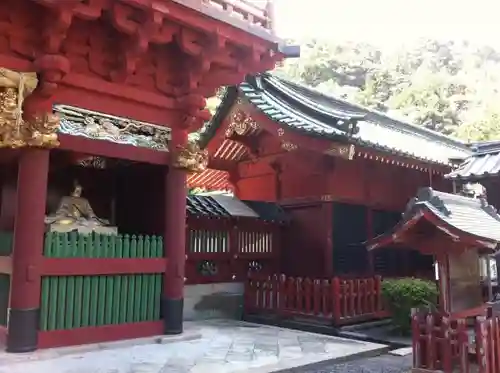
[244,274,388,325]
[205,0,274,30]
[412,307,500,373]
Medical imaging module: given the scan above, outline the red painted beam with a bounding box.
[236,252,276,260]
[58,134,169,165]
[41,258,166,276]
[38,321,163,349]
[0,54,32,71]
[61,74,177,111]
[186,252,231,261]
[207,157,235,171]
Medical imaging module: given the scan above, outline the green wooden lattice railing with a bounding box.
[43,232,164,258]
[0,231,12,256]
[40,232,164,331]
[0,231,12,326]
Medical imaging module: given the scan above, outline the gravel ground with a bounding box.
[294,354,412,373]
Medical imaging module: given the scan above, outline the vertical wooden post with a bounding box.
[332,277,341,324]
[476,316,488,373]
[440,315,452,373]
[323,202,333,277]
[436,253,451,313]
[374,275,382,312]
[8,149,49,352]
[411,308,421,369]
[486,254,493,302]
[457,318,470,373]
[366,208,375,276]
[162,128,188,335]
[271,223,281,276]
[264,0,276,34]
[228,221,238,280]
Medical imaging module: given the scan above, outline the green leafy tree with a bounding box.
[275,38,500,141]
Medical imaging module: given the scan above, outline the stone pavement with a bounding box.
[295,354,412,373]
[0,320,388,373]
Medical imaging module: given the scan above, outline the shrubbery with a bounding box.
[382,277,438,334]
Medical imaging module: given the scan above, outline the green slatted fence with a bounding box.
[0,231,12,326]
[0,231,12,256]
[40,232,163,331]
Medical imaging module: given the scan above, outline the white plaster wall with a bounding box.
[183,282,244,321]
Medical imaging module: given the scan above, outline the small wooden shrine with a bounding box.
[366,187,500,316]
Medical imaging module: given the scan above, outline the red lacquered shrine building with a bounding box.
[0,0,286,352]
[189,73,472,279]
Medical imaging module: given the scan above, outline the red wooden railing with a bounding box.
[202,0,274,31]
[185,217,281,284]
[412,307,500,373]
[244,274,389,325]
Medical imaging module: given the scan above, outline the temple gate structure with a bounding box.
[0,0,288,352]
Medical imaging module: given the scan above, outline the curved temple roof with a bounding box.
[446,141,500,181]
[366,187,500,253]
[200,73,471,166]
[187,195,288,222]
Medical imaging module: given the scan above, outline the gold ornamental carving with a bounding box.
[225,106,258,137]
[172,140,209,173]
[0,67,60,149]
[324,143,356,160]
[281,141,298,152]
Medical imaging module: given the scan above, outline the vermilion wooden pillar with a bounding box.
[323,202,333,277]
[8,148,50,352]
[162,129,188,334]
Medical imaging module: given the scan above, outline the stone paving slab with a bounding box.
[294,354,412,373]
[0,330,203,367]
[0,320,388,373]
[389,347,412,357]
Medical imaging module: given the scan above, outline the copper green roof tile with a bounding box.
[201,73,472,166]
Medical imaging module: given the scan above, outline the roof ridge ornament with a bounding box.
[460,183,486,199]
[414,187,452,217]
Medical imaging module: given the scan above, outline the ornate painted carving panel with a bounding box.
[54,104,171,151]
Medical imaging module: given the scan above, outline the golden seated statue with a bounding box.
[45,182,117,235]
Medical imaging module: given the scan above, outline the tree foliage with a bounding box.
[382,278,438,335]
[275,38,500,141]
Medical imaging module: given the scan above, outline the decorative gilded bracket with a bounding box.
[172,140,209,173]
[324,143,355,160]
[0,68,60,148]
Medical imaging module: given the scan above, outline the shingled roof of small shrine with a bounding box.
[186,195,288,222]
[200,73,471,166]
[446,141,500,181]
[366,187,500,251]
